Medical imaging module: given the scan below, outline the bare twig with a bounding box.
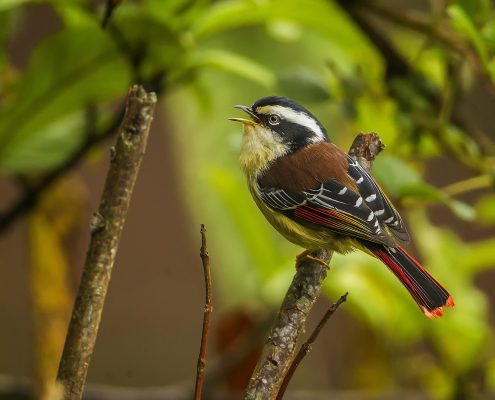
[441,174,493,196]
[194,224,213,400]
[275,293,349,400]
[102,0,122,28]
[56,85,156,400]
[244,133,383,400]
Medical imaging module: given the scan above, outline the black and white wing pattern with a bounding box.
[259,179,395,246]
[345,155,409,243]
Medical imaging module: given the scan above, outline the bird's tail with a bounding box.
[366,243,454,318]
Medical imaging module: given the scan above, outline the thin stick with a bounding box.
[102,0,122,28]
[194,224,213,400]
[275,293,349,400]
[56,85,157,400]
[441,174,492,196]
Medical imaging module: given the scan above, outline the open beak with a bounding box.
[228,105,260,126]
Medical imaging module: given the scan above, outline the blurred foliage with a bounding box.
[2,0,495,398]
[29,178,85,399]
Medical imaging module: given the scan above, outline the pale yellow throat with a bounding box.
[239,123,289,178]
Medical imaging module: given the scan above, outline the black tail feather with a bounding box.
[366,243,454,318]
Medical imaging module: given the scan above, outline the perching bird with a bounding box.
[229,96,454,318]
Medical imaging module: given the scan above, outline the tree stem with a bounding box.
[194,224,213,400]
[56,85,157,400]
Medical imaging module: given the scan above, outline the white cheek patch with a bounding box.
[256,105,326,142]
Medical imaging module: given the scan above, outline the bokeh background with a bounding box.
[1,0,495,399]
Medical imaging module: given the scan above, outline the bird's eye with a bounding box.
[268,114,280,125]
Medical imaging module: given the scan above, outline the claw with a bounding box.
[296,250,328,270]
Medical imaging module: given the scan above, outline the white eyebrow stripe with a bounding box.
[256,105,325,141]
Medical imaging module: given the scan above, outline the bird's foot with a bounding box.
[296,250,329,270]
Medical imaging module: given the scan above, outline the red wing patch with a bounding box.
[293,205,377,242]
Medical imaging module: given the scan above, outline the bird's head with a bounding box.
[230,96,328,175]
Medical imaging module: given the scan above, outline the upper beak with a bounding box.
[228,105,260,126]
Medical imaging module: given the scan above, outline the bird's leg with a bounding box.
[296,249,329,270]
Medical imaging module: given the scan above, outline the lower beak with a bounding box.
[228,117,258,126]
[229,104,260,125]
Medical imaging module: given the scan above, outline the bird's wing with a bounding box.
[259,179,394,246]
[257,141,409,245]
[346,155,409,243]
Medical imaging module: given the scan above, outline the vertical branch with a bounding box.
[56,85,157,400]
[194,224,213,400]
[244,132,384,400]
[244,249,331,400]
[275,292,348,400]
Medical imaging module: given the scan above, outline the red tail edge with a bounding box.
[372,245,454,319]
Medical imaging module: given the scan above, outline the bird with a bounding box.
[229,95,454,318]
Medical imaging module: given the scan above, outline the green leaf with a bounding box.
[448,4,489,66]
[53,2,97,27]
[373,155,475,220]
[0,111,86,172]
[0,27,131,173]
[277,69,330,102]
[372,154,422,196]
[453,0,493,23]
[482,19,495,49]
[191,0,264,40]
[110,12,184,79]
[324,251,426,342]
[355,97,398,145]
[176,49,276,88]
[203,166,294,306]
[266,19,303,42]
[0,0,30,12]
[191,0,380,77]
[205,166,288,278]
[475,194,495,223]
[464,237,495,272]
[410,211,490,373]
[399,183,476,220]
[445,197,477,220]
